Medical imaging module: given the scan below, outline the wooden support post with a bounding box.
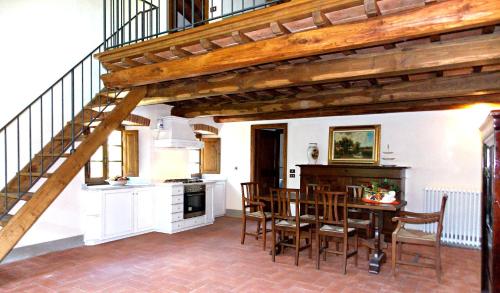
[312,11,330,28]
[170,46,191,58]
[143,52,167,63]
[121,57,143,67]
[270,21,290,36]
[364,0,380,17]
[200,38,221,51]
[231,31,253,44]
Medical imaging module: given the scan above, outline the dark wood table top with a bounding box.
[259,195,406,212]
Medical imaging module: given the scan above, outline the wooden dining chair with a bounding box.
[392,195,448,282]
[240,182,272,250]
[270,188,313,266]
[314,190,358,274]
[346,185,373,259]
[300,183,330,224]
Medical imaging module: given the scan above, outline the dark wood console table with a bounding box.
[297,164,409,239]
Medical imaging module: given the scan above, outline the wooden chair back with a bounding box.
[270,188,300,223]
[346,185,364,199]
[436,195,449,240]
[314,190,349,231]
[241,182,260,212]
[304,184,330,214]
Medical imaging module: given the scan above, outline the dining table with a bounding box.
[259,193,407,274]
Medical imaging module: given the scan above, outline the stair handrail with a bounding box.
[0,10,151,220]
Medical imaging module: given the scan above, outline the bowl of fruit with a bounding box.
[106,176,129,186]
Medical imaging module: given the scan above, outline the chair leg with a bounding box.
[316,235,321,270]
[436,244,442,282]
[324,239,328,261]
[241,216,246,245]
[262,220,267,251]
[392,236,397,278]
[272,225,276,262]
[256,220,260,240]
[295,230,300,266]
[308,228,313,259]
[354,233,358,267]
[342,237,348,275]
[397,242,402,260]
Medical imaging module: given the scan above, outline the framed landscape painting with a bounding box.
[328,125,381,165]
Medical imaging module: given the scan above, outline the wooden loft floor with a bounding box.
[96,0,500,122]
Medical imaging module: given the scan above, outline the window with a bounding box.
[85,129,123,184]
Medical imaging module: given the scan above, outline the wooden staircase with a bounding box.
[0,87,146,261]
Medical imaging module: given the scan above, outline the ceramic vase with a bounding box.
[307,143,319,164]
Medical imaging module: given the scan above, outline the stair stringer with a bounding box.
[0,86,147,261]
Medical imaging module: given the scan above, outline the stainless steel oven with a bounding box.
[184,184,206,219]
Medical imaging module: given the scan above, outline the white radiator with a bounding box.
[423,188,481,248]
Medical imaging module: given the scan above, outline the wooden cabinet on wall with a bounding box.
[297,164,408,238]
[201,138,220,174]
[480,110,500,293]
[122,130,139,177]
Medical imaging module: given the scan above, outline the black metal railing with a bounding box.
[0,16,137,222]
[104,0,283,49]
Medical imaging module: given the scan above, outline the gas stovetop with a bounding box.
[163,178,204,184]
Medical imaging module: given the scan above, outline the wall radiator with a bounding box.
[423,188,481,248]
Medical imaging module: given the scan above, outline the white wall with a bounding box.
[0,0,102,247]
[0,0,102,127]
[220,107,493,212]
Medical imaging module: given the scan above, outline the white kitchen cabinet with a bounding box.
[103,190,134,238]
[135,188,155,232]
[83,186,156,245]
[213,181,226,217]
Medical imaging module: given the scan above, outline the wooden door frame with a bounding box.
[250,123,288,190]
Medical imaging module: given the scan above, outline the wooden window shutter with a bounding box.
[122,130,139,177]
[201,138,220,174]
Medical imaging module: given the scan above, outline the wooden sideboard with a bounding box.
[297,164,409,238]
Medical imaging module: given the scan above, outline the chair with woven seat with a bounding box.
[346,185,373,259]
[240,182,272,250]
[314,190,358,274]
[300,184,330,223]
[392,195,448,282]
[271,188,313,266]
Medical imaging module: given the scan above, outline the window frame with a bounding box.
[85,127,124,185]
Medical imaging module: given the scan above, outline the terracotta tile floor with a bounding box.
[0,217,480,292]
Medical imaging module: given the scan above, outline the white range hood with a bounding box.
[153,116,204,149]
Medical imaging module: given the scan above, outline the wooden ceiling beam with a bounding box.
[171,71,500,117]
[95,0,365,64]
[101,0,500,88]
[213,94,500,123]
[144,34,500,103]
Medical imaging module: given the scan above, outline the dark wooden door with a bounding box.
[254,129,281,195]
[481,110,500,293]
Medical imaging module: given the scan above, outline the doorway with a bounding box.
[251,124,287,196]
[169,0,210,30]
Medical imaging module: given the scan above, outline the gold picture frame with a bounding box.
[328,125,381,165]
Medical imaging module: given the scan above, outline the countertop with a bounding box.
[82,183,155,191]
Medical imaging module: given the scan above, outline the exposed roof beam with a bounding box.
[172,71,500,117]
[101,0,500,88]
[144,34,500,103]
[214,94,500,123]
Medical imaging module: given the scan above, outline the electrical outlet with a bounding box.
[290,174,295,178]
[210,6,217,12]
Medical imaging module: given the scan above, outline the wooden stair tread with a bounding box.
[0,192,34,201]
[37,153,71,158]
[18,172,53,178]
[0,215,13,228]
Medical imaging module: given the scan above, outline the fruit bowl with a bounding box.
[106,176,129,186]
